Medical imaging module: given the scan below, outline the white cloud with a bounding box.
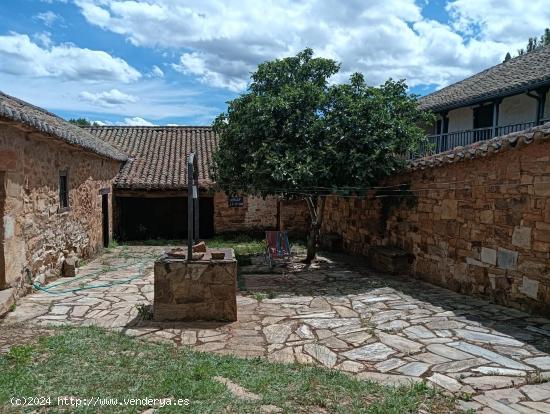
[122,116,156,126]
[172,52,247,92]
[73,0,550,92]
[33,32,54,48]
[150,65,164,77]
[90,117,158,126]
[0,33,141,83]
[7,0,550,126]
[447,0,550,43]
[34,11,62,27]
[0,71,220,125]
[89,118,151,125]
[79,88,138,107]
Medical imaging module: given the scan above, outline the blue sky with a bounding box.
[0,0,548,126]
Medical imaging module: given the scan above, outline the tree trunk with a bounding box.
[305,223,318,263]
[305,196,326,264]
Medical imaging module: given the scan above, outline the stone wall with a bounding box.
[154,249,237,322]
[322,131,550,315]
[0,124,120,293]
[213,193,277,233]
[280,199,310,237]
[213,193,309,237]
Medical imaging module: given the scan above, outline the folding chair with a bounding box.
[265,231,292,269]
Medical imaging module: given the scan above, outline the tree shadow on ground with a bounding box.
[241,251,550,354]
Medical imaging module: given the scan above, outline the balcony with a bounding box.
[412,120,549,159]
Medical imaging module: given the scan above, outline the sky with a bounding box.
[0,1,548,126]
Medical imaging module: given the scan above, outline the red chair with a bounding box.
[265,231,292,269]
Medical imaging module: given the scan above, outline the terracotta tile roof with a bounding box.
[0,91,127,161]
[418,46,550,112]
[86,126,218,190]
[408,124,550,171]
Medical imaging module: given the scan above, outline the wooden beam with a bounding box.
[537,87,549,125]
[113,189,213,198]
[492,99,501,138]
[439,111,448,152]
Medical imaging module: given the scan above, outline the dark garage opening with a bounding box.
[115,195,214,242]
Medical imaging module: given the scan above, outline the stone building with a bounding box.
[420,46,550,155]
[0,94,309,312]
[86,126,309,242]
[0,92,127,307]
[322,125,550,315]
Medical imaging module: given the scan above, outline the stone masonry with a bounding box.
[322,128,550,315]
[280,199,310,237]
[0,124,120,295]
[154,249,237,321]
[5,246,550,413]
[214,193,309,236]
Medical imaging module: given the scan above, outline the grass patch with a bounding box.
[108,240,120,249]
[207,234,266,257]
[0,327,455,414]
[526,370,550,384]
[114,235,303,260]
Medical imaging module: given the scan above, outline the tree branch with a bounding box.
[305,196,317,223]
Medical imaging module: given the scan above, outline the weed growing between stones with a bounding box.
[135,304,153,320]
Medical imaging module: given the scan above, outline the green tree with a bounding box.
[68,118,93,126]
[212,49,431,262]
[517,28,550,56]
[503,52,512,62]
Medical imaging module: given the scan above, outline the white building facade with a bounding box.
[419,47,550,155]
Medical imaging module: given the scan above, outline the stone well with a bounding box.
[153,248,237,322]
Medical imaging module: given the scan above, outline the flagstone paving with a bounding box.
[3,245,550,413]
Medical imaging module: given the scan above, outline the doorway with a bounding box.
[102,193,109,248]
[473,104,494,141]
[114,195,215,242]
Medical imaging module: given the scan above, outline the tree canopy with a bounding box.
[213,49,430,199]
[68,118,95,126]
[212,48,431,261]
[505,28,550,60]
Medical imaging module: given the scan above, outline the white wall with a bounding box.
[499,93,537,126]
[443,92,540,133]
[448,107,473,132]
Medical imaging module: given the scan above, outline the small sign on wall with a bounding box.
[228,196,244,207]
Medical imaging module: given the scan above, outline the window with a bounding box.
[473,104,494,129]
[59,170,69,211]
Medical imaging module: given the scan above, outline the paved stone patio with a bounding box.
[3,245,550,413]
